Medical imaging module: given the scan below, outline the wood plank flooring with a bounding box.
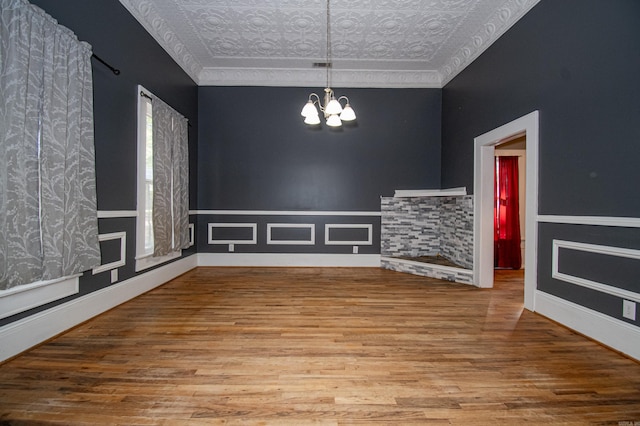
[1,267,639,425]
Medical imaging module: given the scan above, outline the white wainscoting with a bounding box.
[325,224,373,246]
[198,253,381,267]
[552,239,640,303]
[192,210,381,217]
[92,231,127,275]
[535,215,640,360]
[266,223,315,245]
[535,290,640,361]
[208,223,257,245]
[0,276,80,321]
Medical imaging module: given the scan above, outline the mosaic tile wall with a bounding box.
[380,197,440,257]
[380,195,474,269]
[439,196,474,269]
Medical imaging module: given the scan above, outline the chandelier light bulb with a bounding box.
[325,98,343,116]
[326,114,342,127]
[301,100,318,118]
[340,104,356,121]
[304,113,321,125]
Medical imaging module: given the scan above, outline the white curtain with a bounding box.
[151,97,189,257]
[0,0,100,290]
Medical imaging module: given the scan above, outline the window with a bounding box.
[139,93,155,257]
[135,86,189,271]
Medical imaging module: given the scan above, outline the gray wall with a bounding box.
[199,87,441,211]
[1,0,199,327]
[197,86,441,257]
[441,0,640,325]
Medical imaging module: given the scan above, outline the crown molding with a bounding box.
[120,0,540,88]
[197,67,442,88]
[439,0,541,86]
[118,0,202,83]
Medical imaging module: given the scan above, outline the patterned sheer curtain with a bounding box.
[151,98,189,257]
[0,0,100,290]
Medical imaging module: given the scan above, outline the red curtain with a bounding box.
[494,156,522,269]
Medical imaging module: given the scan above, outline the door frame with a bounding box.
[473,111,539,311]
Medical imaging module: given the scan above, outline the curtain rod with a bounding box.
[140,90,153,101]
[139,91,192,127]
[91,54,120,75]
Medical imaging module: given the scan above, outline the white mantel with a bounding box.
[393,187,467,198]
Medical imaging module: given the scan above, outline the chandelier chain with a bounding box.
[326,0,331,89]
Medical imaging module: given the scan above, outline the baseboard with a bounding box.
[0,255,197,363]
[197,253,381,267]
[535,290,640,361]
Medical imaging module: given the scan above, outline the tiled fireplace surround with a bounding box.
[380,195,475,284]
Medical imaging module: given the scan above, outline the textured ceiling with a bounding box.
[119,0,540,87]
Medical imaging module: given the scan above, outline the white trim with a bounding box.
[197,253,380,268]
[188,223,195,247]
[393,187,467,197]
[325,224,373,246]
[266,223,315,245]
[135,251,182,273]
[0,255,197,362]
[535,290,640,361]
[0,275,80,321]
[92,232,127,275]
[135,85,153,263]
[197,67,442,88]
[381,256,473,277]
[538,215,640,228]
[97,210,138,219]
[208,223,257,245]
[552,240,640,303]
[192,210,381,217]
[473,111,539,312]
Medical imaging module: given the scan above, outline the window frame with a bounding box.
[135,85,181,272]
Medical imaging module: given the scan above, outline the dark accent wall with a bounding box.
[0,0,199,328]
[441,0,640,325]
[198,87,441,212]
[442,0,640,217]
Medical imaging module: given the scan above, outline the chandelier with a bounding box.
[300,0,356,127]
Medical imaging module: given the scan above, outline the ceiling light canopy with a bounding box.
[300,0,356,128]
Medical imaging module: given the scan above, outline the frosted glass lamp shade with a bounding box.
[339,104,356,121]
[326,114,342,127]
[301,100,318,118]
[304,113,321,125]
[325,99,343,115]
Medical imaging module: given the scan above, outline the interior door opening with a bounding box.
[473,111,538,312]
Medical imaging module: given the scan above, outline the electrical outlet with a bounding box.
[110,269,118,284]
[623,300,636,321]
[229,243,235,252]
[353,246,359,254]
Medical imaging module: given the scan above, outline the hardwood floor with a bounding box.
[1,267,639,425]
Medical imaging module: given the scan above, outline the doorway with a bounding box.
[495,136,526,269]
[473,111,538,311]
